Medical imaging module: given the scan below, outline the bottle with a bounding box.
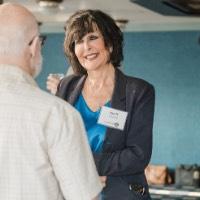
[193,170,200,187]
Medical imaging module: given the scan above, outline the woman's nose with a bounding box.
[83,40,91,50]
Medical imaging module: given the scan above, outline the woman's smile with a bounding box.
[84,53,99,60]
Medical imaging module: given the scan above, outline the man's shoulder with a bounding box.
[31,86,77,113]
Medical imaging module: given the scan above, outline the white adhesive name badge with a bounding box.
[98,106,128,130]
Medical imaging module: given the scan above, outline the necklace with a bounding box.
[82,78,114,111]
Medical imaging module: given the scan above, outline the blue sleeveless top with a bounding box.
[74,94,110,153]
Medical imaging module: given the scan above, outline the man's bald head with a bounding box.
[0,3,38,56]
[0,3,43,78]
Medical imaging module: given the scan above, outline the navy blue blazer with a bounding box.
[56,69,155,200]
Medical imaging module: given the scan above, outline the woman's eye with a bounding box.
[89,35,98,40]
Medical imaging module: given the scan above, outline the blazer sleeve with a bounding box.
[95,82,155,176]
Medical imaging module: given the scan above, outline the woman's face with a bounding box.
[74,30,110,72]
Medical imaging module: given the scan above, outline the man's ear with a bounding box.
[29,37,38,58]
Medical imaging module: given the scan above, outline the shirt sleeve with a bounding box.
[45,101,102,200]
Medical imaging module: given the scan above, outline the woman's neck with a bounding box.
[86,63,115,90]
[82,63,115,111]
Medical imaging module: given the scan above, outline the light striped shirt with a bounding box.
[0,64,102,200]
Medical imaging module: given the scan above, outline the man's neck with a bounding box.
[0,55,31,76]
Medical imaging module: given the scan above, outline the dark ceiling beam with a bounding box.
[131,0,200,16]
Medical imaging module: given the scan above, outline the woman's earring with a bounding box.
[109,46,113,53]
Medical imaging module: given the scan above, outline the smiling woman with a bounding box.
[47,9,155,200]
[64,9,123,75]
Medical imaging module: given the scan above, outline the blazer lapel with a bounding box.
[102,69,127,151]
[111,68,127,111]
[68,75,86,105]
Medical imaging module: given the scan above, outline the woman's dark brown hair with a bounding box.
[64,9,123,75]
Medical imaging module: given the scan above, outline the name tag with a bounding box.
[98,106,128,130]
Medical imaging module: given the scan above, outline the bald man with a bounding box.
[0,3,102,200]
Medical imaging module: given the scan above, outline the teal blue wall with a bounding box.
[37,31,200,168]
[36,34,68,89]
